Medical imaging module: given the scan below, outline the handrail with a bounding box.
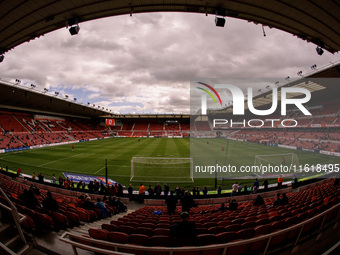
[59,201,340,255]
[0,183,27,244]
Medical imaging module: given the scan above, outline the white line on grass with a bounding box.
[38,153,84,167]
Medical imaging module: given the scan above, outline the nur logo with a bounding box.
[196,82,223,114]
[197,82,312,116]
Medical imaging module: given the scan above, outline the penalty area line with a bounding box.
[38,153,84,167]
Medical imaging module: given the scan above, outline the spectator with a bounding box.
[263,179,269,191]
[253,195,265,206]
[237,183,242,193]
[278,175,284,189]
[165,191,178,215]
[202,186,208,197]
[171,212,196,245]
[181,191,194,213]
[196,186,200,197]
[117,184,123,197]
[243,185,248,194]
[273,193,282,206]
[95,198,108,218]
[175,185,181,197]
[192,186,197,197]
[88,181,94,193]
[38,173,44,183]
[254,178,260,189]
[147,185,154,198]
[228,199,238,211]
[281,193,289,204]
[154,184,162,198]
[217,186,222,196]
[138,183,145,203]
[43,191,59,212]
[128,184,133,201]
[52,174,56,185]
[232,182,238,196]
[116,197,127,213]
[17,167,22,177]
[32,172,37,180]
[58,176,64,187]
[83,197,95,210]
[218,203,226,211]
[77,181,83,191]
[164,184,169,196]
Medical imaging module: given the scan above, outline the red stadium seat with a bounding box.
[154,228,171,237]
[208,226,226,235]
[108,232,129,244]
[129,234,150,246]
[254,224,270,236]
[195,234,217,246]
[88,228,108,241]
[225,224,241,232]
[102,223,118,232]
[118,225,136,235]
[150,235,172,247]
[136,227,154,237]
[216,231,237,244]
[236,228,254,240]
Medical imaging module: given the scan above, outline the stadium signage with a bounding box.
[200,84,311,116]
[197,83,311,128]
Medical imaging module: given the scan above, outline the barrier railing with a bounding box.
[0,183,27,244]
[59,200,340,255]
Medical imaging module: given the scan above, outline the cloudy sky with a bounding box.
[0,12,339,114]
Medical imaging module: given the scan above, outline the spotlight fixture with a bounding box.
[266,85,270,89]
[68,17,80,35]
[285,76,290,80]
[44,88,49,92]
[297,71,303,76]
[93,104,95,107]
[65,95,68,98]
[311,64,317,70]
[214,8,226,27]
[55,91,59,96]
[316,46,324,56]
[31,84,36,88]
[275,81,279,85]
[73,98,77,101]
[87,102,90,105]
[0,50,4,63]
[258,89,262,92]
[15,79,21,84]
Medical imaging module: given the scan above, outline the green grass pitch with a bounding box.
[0,137,334,191]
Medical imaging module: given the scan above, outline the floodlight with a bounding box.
[316,46,324,55]
[55,92,59,96]
[65,95,68,98]
[215,17,226,27]
[31,84,36,88]
[74,98,77,101]
[44,88,49,92]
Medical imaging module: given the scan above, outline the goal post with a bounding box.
[130,157,194,183]
[254,153,299,171]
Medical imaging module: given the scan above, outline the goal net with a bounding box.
[254,153,299,171]
[130,157,194,183]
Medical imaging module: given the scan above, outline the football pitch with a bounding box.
[0,137,335,190]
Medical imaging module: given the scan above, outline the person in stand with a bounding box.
[154,184,162,198]
[95,198,108,218]
[17,167,22,177]
[83,197,94,210]
[273,193,282,207]
[43,191,59,212]
[117,184,123,197]
[38,173,44,183]
[232,182,238,196]
[58,176,64,187]
[217,186,222,196]
[202,186,208,197]
[192,186,197,197]
[228,199,238,211]
[138,183,145,203]
[181,191,194,213]
[263,179,269,191]
[72,144,74,151]
[164,184,170,196]
[52,174,57,185]
[281,193,289,204]
[165,191,178,215]
[128,184,133,201]
[32,172,37,180]
[147,185,154,198]
[278,175,284,189]
[253,195,265,206]
[171,212,196,246]
[253,178,260,190]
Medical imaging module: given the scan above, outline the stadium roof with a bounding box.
[1,0,340,55]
